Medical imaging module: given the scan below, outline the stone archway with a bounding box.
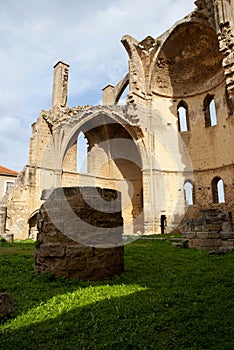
[28,210,39,240]
[60,112,144,236]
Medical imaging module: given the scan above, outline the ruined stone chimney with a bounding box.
[52,61,69,108]
[102,84,115,105]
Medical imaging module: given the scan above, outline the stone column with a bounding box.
[214,0,234,109]
[102,84,115,105]
[35,187,124,280]
[52,61,69,108]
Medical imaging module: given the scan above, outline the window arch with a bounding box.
[212,177,225,204]
[177,101,189,132]
[204,94,217,127]
[76,132,88,173]
[184,180,195,206]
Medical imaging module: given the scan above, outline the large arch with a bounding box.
[59,108,146,171]
[150,20,224,97]
[60,109,145,235]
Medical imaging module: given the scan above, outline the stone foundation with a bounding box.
[35,187,124,280]
[183,209,234,252]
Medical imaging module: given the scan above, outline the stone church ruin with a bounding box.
[0,0,234,251]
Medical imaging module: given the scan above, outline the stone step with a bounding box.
[219,246,234,253]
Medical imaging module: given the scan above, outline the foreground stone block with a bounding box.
[35,187,124,280]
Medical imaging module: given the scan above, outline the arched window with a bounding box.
[212,177,225,203]
[184,180,195,206]
[177,101,189,132]
[204,94,217,127]
[76,132,88,173]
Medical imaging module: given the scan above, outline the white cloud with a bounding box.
[0,0,195,171]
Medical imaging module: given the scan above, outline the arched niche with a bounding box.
[76,131,88,173]
[177,101,189,132]
[184,180,195,206]
[151,22,224,98]
[204,94,217,127]
[212,177,225,204]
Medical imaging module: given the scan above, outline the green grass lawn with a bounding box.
[0,238,233,350]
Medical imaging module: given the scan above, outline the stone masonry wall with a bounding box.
[0,206,6,235]
[35,187,124,280]
[183,209,234,252]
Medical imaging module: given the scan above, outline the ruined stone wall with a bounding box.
[183,209,234,251]
[172,81,234,220]
[0,206,6,235]
[35,187,124,280]
[5,166,39,239]
[29,114,54,167]
[62,143,77,172]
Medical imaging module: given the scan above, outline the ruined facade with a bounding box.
[1,0,234,241]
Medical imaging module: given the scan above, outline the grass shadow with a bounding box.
[0,239,234,349]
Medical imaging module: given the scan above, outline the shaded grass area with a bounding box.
[0,239,234,349]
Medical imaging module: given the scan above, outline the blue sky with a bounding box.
[0,0,195,171]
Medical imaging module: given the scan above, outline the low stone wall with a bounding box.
[0,206,6,236]
[182,209,234,252]
[35,187,124,280]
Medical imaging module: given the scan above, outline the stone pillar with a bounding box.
[35,187,124,280]
[102,84,115,105]
[52,61,69,108]
[214,0,234,109]
[142,170,156,234]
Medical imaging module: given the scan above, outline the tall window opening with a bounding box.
[184,180,195,206]
[204,94,217,127]
[212,177,225,203]
[4,181,14,194]
[76,132,88,173]
[177,101,189,132]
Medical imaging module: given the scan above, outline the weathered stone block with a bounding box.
[221,240,234,247]
[219,246,234,253]
[222,222,233,232]
[202,239,215,247]
[37,256,70,271]
[66,245,94,257]
[37,243,65,257]
[184,232,196,239]
[182,209,234,251]
[41,222,58,234]
[62,197,84,209]
[221,233,234,240]
[196,232,208,239]
[172,242,183,249]
[65,257,86,270]
[35,187,124,280]
[208,223,222,232]
[207,232,221,239]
